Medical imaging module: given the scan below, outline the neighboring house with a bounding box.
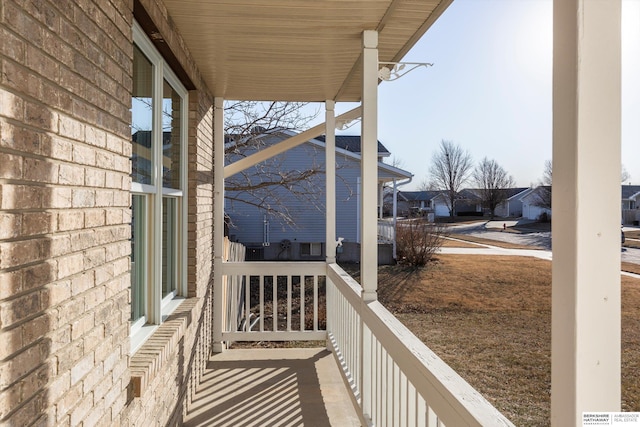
[521,186,552,220]
[454,189,483,214]
[394,190,445,216]
[521,185,640,223]
[433,187,532,218]
[430,189,483,217]
[621,185,640,210]
[225,131,412,262]
[493,187,532,218]
[622,185,640,224]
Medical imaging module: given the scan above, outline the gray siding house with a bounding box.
[225,131,412,262]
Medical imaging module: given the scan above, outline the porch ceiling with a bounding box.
[161,0,452,102]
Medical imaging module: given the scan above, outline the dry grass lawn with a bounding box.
[344,256,640,427]
[623,262,640,275]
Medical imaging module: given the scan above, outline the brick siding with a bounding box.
[1,0,217,425]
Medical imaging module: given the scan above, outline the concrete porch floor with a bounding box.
[183,348,361,427]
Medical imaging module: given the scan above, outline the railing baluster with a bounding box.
[287,275,292,331]
[417,394,425,426]
[427,405,437,426]
[313,274,318,331]
[300,275,306,331]
[377,339,382,426]
[401,372,407,427]
[272,275,277,332]
[245,274,250,331]
[380,348,388,426]
[259,275,264,332]
[407,382,416,426]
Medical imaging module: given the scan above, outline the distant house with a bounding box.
[397,187,531,218]
[394,190,446,217]
[622,185,640,210]
[453,189,483,215]
[493,187,532,217]
[622,185,640,225]
[225,131,413,262]
[521,186,552,220]
[521,185,640,223]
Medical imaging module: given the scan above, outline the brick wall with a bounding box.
[1,0,217,425]
[1,0,134,425]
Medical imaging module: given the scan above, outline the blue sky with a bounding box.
[311,0,640,190]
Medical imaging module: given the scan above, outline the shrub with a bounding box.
[396,220,448,267]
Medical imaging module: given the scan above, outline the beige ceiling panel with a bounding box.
[161,0,452,101]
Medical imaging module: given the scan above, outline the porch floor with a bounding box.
[183,348,361,427]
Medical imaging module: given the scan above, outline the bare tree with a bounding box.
[532,159,552,209]
[622,164,631,183]
[473,157,515,218]
[388,155,405,169]
[428,140,473,217]
[224,101,325,226]
[417,178,437,192]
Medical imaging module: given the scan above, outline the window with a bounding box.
[300,243,323,257]
[131,21,187,344]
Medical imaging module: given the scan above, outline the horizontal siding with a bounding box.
[225,141,360,248]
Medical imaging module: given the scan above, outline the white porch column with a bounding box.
[551,2,621,425]
[213,97,226,353]
[326,100,337,264]
[378,183,384,219]
[361,30,378,302]
[393,179,398,260]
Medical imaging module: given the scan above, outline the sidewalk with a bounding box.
[439,240,640,279]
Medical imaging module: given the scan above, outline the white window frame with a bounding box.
[130,21,188,348]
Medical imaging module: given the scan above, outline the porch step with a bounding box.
[184,348,361,427]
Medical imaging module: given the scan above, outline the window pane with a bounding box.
[162,79,181,189]
[131,195,147,322]
[162,197,178,297]
[132,45,154,185]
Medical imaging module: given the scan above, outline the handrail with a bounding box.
[326,263,515,427]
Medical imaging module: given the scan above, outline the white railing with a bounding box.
[219,258,514,426]
[221,261,327,342]
[326,263,515,427]
[378,220,395,243]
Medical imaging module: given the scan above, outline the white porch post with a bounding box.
[393,179,398,260]
[378,184,384,219]
[359,29,378,424]
[551,1,621,425]
[213,97,226,353]
[361,30,378,302]
[326,101,337,264]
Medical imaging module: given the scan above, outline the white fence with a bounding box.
[218,253,514,426]
[378,220,395,244]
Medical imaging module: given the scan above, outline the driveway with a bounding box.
[443,220,640,266]
[448,221,551,250]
